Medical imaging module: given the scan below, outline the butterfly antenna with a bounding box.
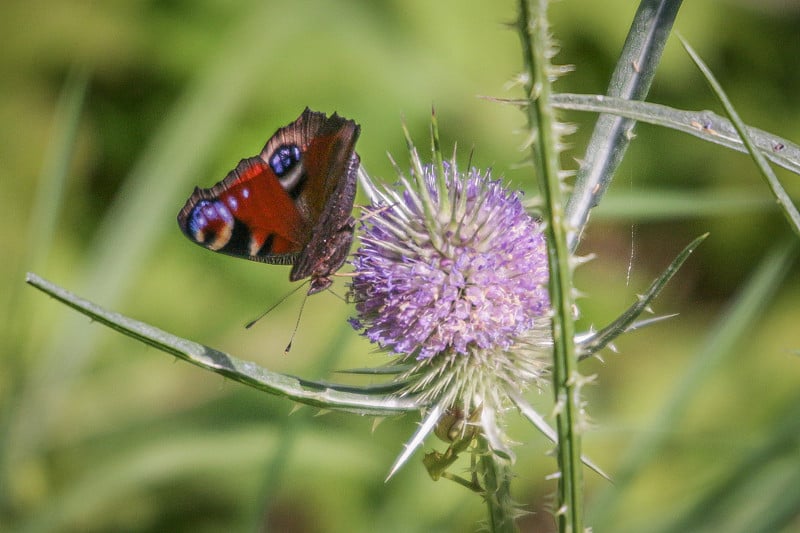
[324,285,348,302]
[245,283,307,329]
[284,290,310,353]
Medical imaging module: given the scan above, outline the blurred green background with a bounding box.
[3,0,800,531]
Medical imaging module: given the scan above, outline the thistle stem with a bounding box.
[479,438,518,533]
[516,1,584,531]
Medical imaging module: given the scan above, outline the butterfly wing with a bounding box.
[177,155,306,264]
[177,108,360,291]
[265,109,360,290]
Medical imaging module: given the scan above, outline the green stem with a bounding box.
[516,1,583,532]
[566,0,683,250]
[479,440,518,533]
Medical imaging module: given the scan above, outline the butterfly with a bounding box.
[178,108,360,295]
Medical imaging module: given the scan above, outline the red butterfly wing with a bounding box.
[178,156,305,264]
[266,110,360,291]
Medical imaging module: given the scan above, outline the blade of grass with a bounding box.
[23,66,90,279]
[3,66,89,353]
[741,466,800,533]
[16,425,382,533]
[588,236,799,528]
[251,314,356,530]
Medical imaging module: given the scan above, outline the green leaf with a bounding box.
[681,36,800,235]
[25,273,418,417]
[550,93,800,176]
[578,233,708,358]
[566,0,683,250]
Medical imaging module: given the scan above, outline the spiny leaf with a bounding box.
[25,273,419,417]
[578,234,708,358]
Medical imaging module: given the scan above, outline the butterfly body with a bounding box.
[178,108,360,294]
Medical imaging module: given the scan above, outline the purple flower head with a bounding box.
[349,143,554,461]
[349,162,550,362]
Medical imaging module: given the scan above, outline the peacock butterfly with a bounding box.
[178,108,360,294]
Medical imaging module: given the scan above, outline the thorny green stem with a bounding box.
[517,1,583,532]
[479,438,518,533]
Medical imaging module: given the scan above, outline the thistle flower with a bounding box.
[348,149,552,455]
